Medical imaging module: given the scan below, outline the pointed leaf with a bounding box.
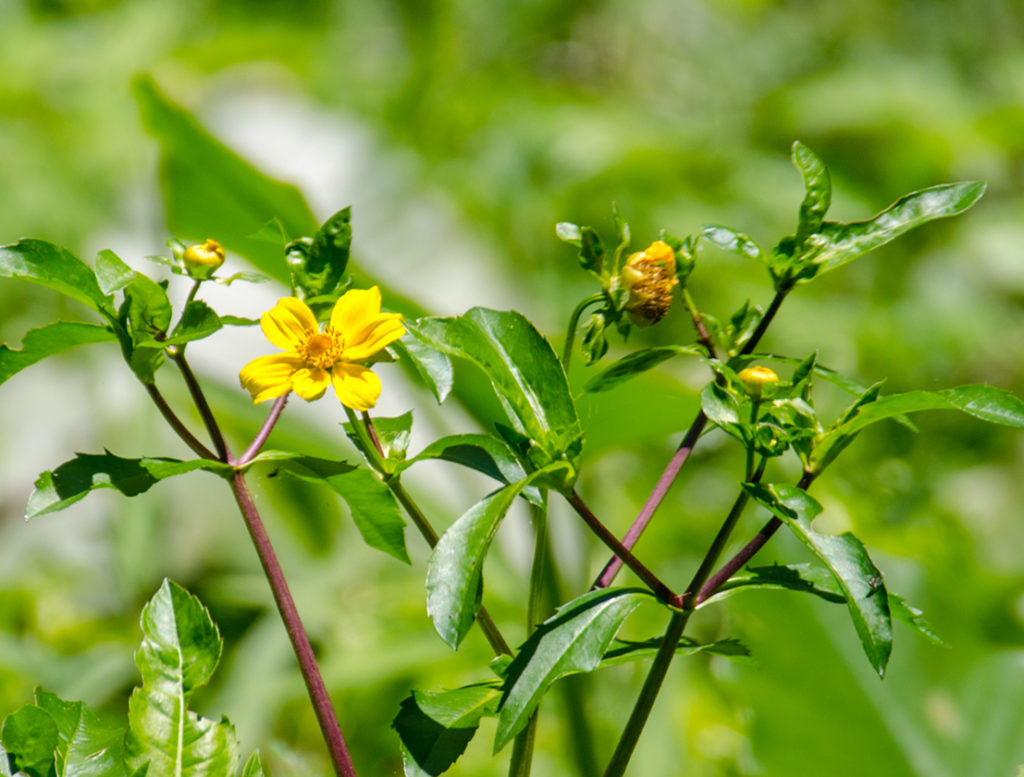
[792,141,831,241]
[239,752,263,777]
[743,484,892,675]
[27,452,230,519]
[600,636,752,668]
[34,688,128,777]
[393,685,499,777]
[96,249,138,295]
[412,309,582,476]
[165,301,222,346]
[427,463,572,649]
[125,580,238,777]
[0,239,111,315]
[494,588,651,750]
[0,322,117,387]
[582,345,701,394]
[297,207,352,301]
[700,225,763,262]
[393,337,453,405]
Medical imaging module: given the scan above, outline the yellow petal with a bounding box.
[239,353,303,404]
[292,366,331,401]
[342,315,406,361]
[331,362,381,411]
[261,297,318,351]
[330,286,382,335]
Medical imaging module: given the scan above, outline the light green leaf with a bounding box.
[426,463,573,649]
[34,688,128,777]
[412,309,582,477]
[96,249,138,295]
[0,239,111,315]
[494,588,651,751]
[743,483,892,676]
[123,273,172,383]
[27,452,230,519]
[582,345,701,394]
[164,301,222,346]
[1,705,58,777]
[344,412,413,464]
[803,181,985,280]
[125,580,238,777]
[393,684,500,777]
[0,322,117,387]
[700,225,763,262]
[239,752,264,777]
[392,337,453,405]
[792,140,831,242]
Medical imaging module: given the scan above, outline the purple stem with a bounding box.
[230,472,358,777]
[144,383,217,460]
[235,394,289,466]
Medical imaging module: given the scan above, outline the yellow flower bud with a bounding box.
[620,240,679,326]
[183,239,226,280]
[737,365,779,398]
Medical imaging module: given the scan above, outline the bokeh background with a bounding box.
[2,0,1024,775]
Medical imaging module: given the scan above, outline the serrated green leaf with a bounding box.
[426,463,572,649]
[412,309,582,477]
[96,249,138,296]
[802,181,985,280]
[400,433,540,506]
[792,141,832,242]
[582,345,701,394]
[2,705,59,777]
[34,688,128,777]
[743,484,892,675]
[125,580,238,777]
[494,588,651,751]
[269,455,409,563]
[0,239,112,315]
[393,685,499,777]
[0,322,116,387]
[600,636,752,668]
[27,452,230,519]
[811,385,1024,472]
[700,225,763,262]
[164,301,222,346]
[239,752,263,777]
[392,337,453,405]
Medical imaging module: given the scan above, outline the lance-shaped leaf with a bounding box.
[393,684,500,777]
[125,580,239,777]
[792,141,831,242]
[804,181,985,280]
[706,562,945,646]
[0,322,117,387]
[400,433,541,506]
[34,688,128,777]
[392,337,453,405]
[582,345,701,394]
[27,452,230,519]
[743,484,892,675]
[600,636,752,668]
[494,588,651,750]
[700,225,764,262]
[412,309,583,477]
[427,463,573,649]
[0,239,112,315]
[239,752,264,777]
[811,384,1024,472]
[262,453,410,563]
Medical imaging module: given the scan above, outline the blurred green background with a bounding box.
[2,0,1023,775]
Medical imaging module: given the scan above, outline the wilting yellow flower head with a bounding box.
[239,287,405,411]
[620,240,679,326]
[183,238,226,280]
[737,365,779,399]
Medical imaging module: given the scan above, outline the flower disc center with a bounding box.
[303,332,340,369]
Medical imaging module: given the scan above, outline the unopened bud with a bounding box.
[620,241,679,326]
[737,365,779,398]
[183,239,225,280]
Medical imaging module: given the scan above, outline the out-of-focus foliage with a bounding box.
[1,1,1023,776]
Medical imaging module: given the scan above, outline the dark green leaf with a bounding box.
[792,141,832,241]
[803,181,986,280]
[412,309,583,477]
[580,311,608,365]
[269,455,409,563]
[0,322,116,387]
[165,301,222,346]
[393,685,500,777]
[495,588,651,750]
[426,463,572,649]
[578,227,605,275]
[123,273,172,383]
[298,207,352,300]
[27,452,230,519]
[2,705,58,777]
[393,337,453,405]
[126,580,239,776]
[601,636,752,667]
[743,484,892,675]
[35,688,128,777]
[700,225,763,262]
[96,249,138,295]
[401,433,540,506]
[582,345,701,394]
[219,315,259,327]
[0,239,111,315]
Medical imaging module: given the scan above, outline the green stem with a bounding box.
[562,293,604,368]
[681,287,716,358]
[507,713,539,777]
[602,610,691,777]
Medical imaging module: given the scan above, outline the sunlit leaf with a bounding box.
[35,688,128,777]
[1,705,58,777]
[164,300,222,346]
[582,345,701,394]
[0,239,112,315]
[700,225,763,262]
[239,752,264,777]
[0,322,116,387]
[792,141,831,242]
[392,337,453,405]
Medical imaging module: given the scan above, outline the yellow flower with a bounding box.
[239,287,405,411]
[737,365,779,399]
[620,240,679,326]
[183,238,226,279]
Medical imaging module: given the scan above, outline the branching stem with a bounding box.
[235,394,289,466]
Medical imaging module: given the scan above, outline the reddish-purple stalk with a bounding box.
[235,394,289,466]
